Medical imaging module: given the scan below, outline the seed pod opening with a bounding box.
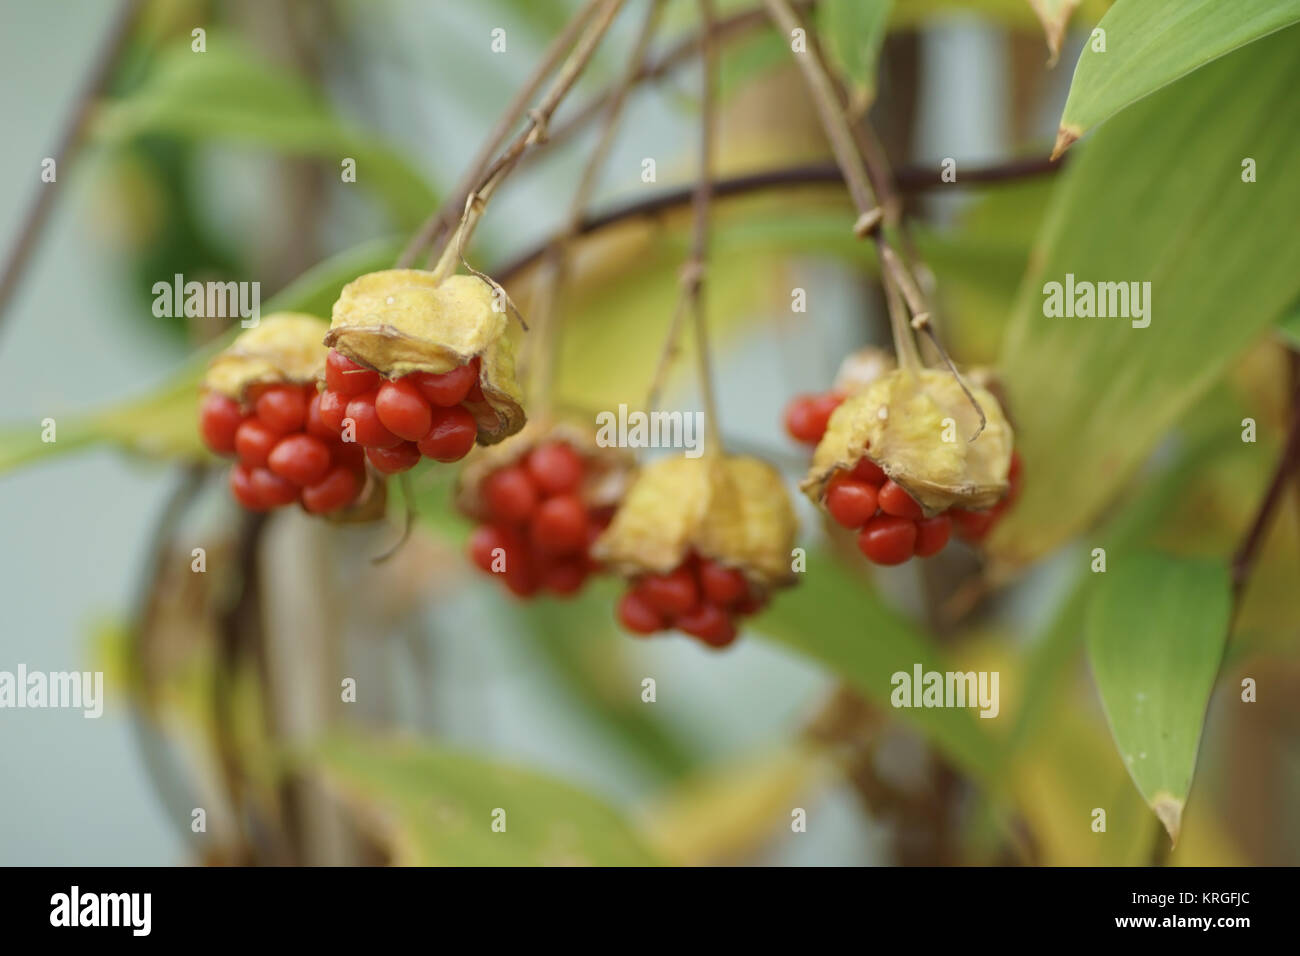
[802,367,1014,515]
[203,312,330,401]
[593,454,798,594]
[325,269,525,445]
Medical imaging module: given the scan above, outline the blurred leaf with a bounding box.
[819,0,893,111]
[993,27,1300,565]
[311,733,659,865]
[718,27,792,102]
[756,551,1004,788]
[643,743,826,864]
[1054,0,1300,157]
[1278,301,1300,351]
[0,240,400,476]
[95,39,436,227]
[1085,552,1231,843]
[1026,0,1080,66]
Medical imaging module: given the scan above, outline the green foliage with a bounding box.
[94,38,436,227]
[994,25,1300,564]
[311,734,660,865]
[1057,0,1300,150]
[1085,553,1231,842]
[818,0,893,110]
[756,551,1003,788]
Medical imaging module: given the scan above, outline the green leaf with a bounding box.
[1054,0,1300,157]
[756,551,1004,788]
[994,26,1300,565]
[1085,553,1231,843]
[1277,300,1300,350]
[95,38,436,227]
[819,0,893,111]
[310,733,660,865]
[0,239,401,476]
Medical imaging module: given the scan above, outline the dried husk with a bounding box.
[202,312,329,401]
[454,420,634,521]
[802,367,1014,515]
[593,455,798,592]
[833,346,896,396]
[326,269,525,445]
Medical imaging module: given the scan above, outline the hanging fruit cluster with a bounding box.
[456,424,632,598]
[318,270,526,473]
[797,362,1017,565]
[594,455,797,649]
[199,313,371,515]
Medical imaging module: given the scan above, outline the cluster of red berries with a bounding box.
[199,383,365,514]
[616,553,766,649]
[466,442,610,598]
[783,392,1022,562]
[315,350,482,475]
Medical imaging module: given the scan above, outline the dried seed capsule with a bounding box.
[325,269,525,446]
[592,454,798,603]
[802,367,1014,517]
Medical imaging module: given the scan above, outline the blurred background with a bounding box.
[0,0,1296,866]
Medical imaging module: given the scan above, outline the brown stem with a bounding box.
[1230,373,1300,605]
[0,0,144,339]
[496,156,1062,283]
[395,0,610,270]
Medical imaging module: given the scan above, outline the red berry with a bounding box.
[676,604,737,647]
[877,479,924,520]
[469,525,512,573]
[365,441,421,475]
[503,558,538,598]
[268,434,332,486]
[951,508,995,541]
[525,442,584,496]
[483,466,539,524]
[305,391,337,440]
[1006,451,1023,503]
[345,391,402,448]
[914,514,952,558]
[417,405,478,462]
[199,393,243,455]
[857,514,918,565]
[234,419,279,468]
[301,466,360,514]
[618,591,664,635]
[698,560,748,607]
[464,358,485,403]
[229,464,265,511]
[409,363,477,407]
[852,456,887,485]
[783,394,831,444]
[255,385,308,433]
[375,379,433,441]
[325,350,379,397]
[542,560,587,596]
[825,474,879,529]
[317,389,347,433]
[734,592,768,617]
[250,467,299,507]
[332,440,366,470]
[529,494,588,556]
[637,567,699,618]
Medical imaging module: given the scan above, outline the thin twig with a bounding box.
[0,0,144,339]
[495,156,1063,283]
[1230,375,1300,605]
[395,0,609,270]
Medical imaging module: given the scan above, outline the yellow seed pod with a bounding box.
[202,312,329,401]
[593,455,798,592]
[453,419,634,521]
[802,367,1014,515]
[325,269,525,445]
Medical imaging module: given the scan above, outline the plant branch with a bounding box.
[429,0,627,285]
[1230,374,1300,605]
[0,0,144,339]
[496,156,1062,283]
[394,0,609,270]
